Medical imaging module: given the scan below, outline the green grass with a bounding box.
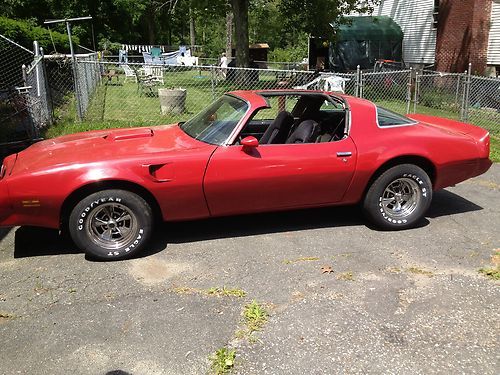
[170,285,247,298]
[209,347,236,375]
[243,300,269,333]
[490,136,500,162]
[478,267,500,280]
[206,287,247,298]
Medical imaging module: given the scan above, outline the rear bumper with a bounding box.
[0,179,13,226]
[476,157,493,177]
[434,158,493,190]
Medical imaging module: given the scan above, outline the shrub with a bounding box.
[0,17,76,53]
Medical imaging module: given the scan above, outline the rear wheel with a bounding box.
[363,164,432,230]
[69,189,153,260]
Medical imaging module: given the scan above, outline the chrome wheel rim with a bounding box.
[86,203,138,250]
[381,178,421,219]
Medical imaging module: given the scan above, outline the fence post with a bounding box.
[40,47,54,125]
[406,67,413,114]
[210,66,216,100]
[462,63,472,123]
[413,71,420,114]
[33,41,41,96]
[21,64,28,86]
[359,69,364,98]
[355,65,360,97]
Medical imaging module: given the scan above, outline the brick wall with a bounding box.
[435,0,492,74]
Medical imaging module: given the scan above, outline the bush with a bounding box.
[0,17,77,53]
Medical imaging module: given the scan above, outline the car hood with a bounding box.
[11,124,212,174]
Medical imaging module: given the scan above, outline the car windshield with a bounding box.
[180,95,249,145]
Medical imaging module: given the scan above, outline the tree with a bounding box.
[231,0,249,67]
[279,0,379,38]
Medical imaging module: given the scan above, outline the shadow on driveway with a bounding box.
[10,189,482,259]
[0,227,12,242]
[426,189,483,218]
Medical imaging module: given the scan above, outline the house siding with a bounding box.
[487,0,500,65]
[370,0,437,64]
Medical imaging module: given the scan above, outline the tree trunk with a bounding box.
[231,0,249,68]
[225,11,234,63]
[189,6,196,48]
[146,7,156,44]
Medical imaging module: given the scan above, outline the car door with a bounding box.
[203,137,357,216]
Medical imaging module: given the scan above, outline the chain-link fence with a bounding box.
[79,61,317,125]
[467,76,500,136]
[2,38,499,154]
[64,60,498,137]
[23,53,52,131]
[0,34,37,156]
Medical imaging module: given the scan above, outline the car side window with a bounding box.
[377,106,415,127]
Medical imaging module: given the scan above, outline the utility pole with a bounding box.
[44,16,92,121]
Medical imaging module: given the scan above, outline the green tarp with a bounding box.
[330,16,404,72]
[335,16,403,42]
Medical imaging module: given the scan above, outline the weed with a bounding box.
[407,267,434,277]
[478,267,500,280]
[171,286,246,297]
[387,267,402,273]
[0,312,16,322]
[243,300,269,333]
[209,347,236,375]
[172,286,197,294]
[336,271,354,281]
[207,287,246,298]
[283,256,320,264]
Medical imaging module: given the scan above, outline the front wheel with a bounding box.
[363,164,432,230]
[69,189,153,260]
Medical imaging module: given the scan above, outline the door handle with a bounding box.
[336,152,352,157]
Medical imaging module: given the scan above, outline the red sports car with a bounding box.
[0,90,492,260]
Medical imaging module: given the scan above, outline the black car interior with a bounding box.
[238,93,348,144]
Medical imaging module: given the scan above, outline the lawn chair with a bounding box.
[142,52,153,65]
[135,70,159,97]
[122,64,137,83]
[143,66,164,85]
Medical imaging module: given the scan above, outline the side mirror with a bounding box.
[241,136,259,149]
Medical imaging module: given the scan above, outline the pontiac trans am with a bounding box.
[0,90,492,259]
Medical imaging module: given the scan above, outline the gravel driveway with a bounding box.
[1,165,499,375]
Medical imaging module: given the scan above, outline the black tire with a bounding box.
[363,164,432,230]
[69,189,153,260]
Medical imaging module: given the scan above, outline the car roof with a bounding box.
[227,89,369,108]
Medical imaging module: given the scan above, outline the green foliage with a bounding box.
[98,38,123,54]
[279,0,380,37]
[0,17,76,52]
[490,136,500,163]
[269,33,308,62]
[207,287,247,298]
[479,267,500,280]
[243,300,268,333]
[209,347,236,375]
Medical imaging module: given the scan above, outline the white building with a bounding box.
[367,0,437,65]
